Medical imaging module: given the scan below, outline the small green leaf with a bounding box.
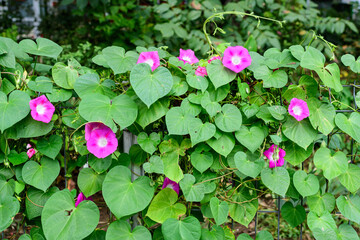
[27,76,53,93]
[101,46,138,74]
[215,104,242,132]
[8,150,28,166]
[314,147,348,180]
[281,202,306,228]
[179,174,205,202]
[207,60,237,89]
[19,38,62,59]
[186,73,208,93]
[282,118,317,150]
[235,126,265,153]
[338,164,360,193]
[106,220,151,240]
[0,196,20,232]
[25,187,59,220]
[284,142,313,166]
[143,155,164,174]
[161,216,201,240]
[137,132,160,155]
[335,112,360,142]
[165,107,193,135]
[261,167,290,196]
[337,195,360,224]
[74,73,115,98]
[293,170,319,197]
[341,54,360,73]
[210,197,229,225]
[307,192,335,216]
[37,135,63,159]
[234,151,264,178]
[52,62,78,89]
[188,118,216,146]
[207,132,235,157]
[78,168,105,197]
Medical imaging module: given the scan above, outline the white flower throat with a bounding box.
[183,56,191,62]
[36,105,46,115]
[98,138,108,148]
[145,59,154,67]
[292,106,302,115]
[231,56,242,65]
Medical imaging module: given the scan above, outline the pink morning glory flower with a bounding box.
[288,98,310,121]
[137,51,160,71]
[222,46,252,73]
[85,122,108,141]
[27,148,36,158]
[29,95,55,123]
[195,66,207,77]
[86,126,118,158]
[75,192,93,207]
[178,49,199,65]
[264,144,286,168]
[26,144,32,149]
[208,55,221,63]
[162,177,180,195]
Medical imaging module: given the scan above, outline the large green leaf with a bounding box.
[179,174,205,202]
[261,167,290,196]
[146,188,186,223]
[307,98,335,135]
[307,192,335,216]
[280,201,306,228]
[25,187,59,220]
[0,195,20,232]
[102,166,154,219]
[234,151,264,178]
[235,126,265,153]
[307,211,337,233]
[300,46,325,70]
[22,157,60,192]
[42,190,99,240]
[207,60,237,89]
[215,104,242,132]
[210,197,229,225]
[188,118,216,146]
[293,170,319,197]
[254,65,288,88]
[46,88,72,102]
[88,154,112,173]
[106,220,151,240]
[0,177,15,198]
[282,118,317,149]
[0,90,30,132]
[338,164,360,193]
[101,46,138,74]
[206,132,235,157]
[284,141,313,166]
[52,62,78,89]
[79,93,138,131]
[130,63,173,108]
[186,73,208,92]
[135,97,169,128]
[191,150,213,174]
[37,135,63,159]
[201,226,225,240]
[161,216,201,240]
[314,147,348,180]
[74,73,115,98]
[8,150,28,166]
[337,224,360,240]
[27,76,53,93]
[165,107,193,135]
[335,112,360,142]
[6,115,54,139]
[137,132,160,155]
[336,195,360,224]
[315,63,343,92]
[62,109,87,129]
[78,168,106,197]
[19,38,62,59]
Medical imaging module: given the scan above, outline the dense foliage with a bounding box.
[1,11,360,239]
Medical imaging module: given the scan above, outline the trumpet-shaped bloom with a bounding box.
[86,126,118,158]
[137,51,160,71]
[222,46,252,73]
[29,95,55,123]
[162,177,180,195]
[208,55,221,63]
[288,98,310,121]
[195,66,207,77]
[264,144,286,168]
[75,192,93,207]
[27,148,36,158]
[85,122,107,141]
[178,49,199,64]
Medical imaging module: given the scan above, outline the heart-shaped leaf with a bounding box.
[336,195,360,224]
[52,62,78,89]
[341,54,360,73]
[201,226,225,240]
[0,177,15,198]
[46,88,72,102]
[234,151,264,178]
[74,73,115,98]
[25,187,59,220]
[235,126,265,153]
[268,105,287,120]
[254,65,288,88]
[6,115,54,139]
[337,224,360,240]
[101,46,138,74]
[215,104,242,132]
[130,63,173,108]
[191,150,213,174]
[188,118,216,146]
[339,164,360,193]
[206,132,235,157]
[143,155,164,174]
[147,188,186,223]
[78,168,105,197]
[62,109,86,129]
[102,165,154,219]
[19,38,62,59]
[37,135,63,159]
[315,63,343,92]
[261,167,290,196]
[107,220,151,240]
[0,90,30,132]
[0,196,20,232]
[282,118,317,150]
[186,73,208,92]
[200,92,221,117]
[207,60,237,89]
[135,97,169,129]
[314,147,348,180]
[179,174,205,202]
[8,150,28,165]
[88,154,112,173]
[165,107,194,135]
[42,190,99,240]
[22,157,60,192]
[293,170,319,197]
[284,142,313,166]
[27,76,53,93]
[137,132,160,154]
[79,93,138,131]
[335,112,360,142]
[307,98,335,135]
[281,201,306,228]
[210,197,229,225]
[307,192,335,216]
[161,216,201,240]
[307,211,337,233]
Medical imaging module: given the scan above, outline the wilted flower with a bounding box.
[162,177,180,195]
[137,51,160,71]
[26,144,32,149]
[264,144,286,168]
[86,124,118,158]
[178,49,199,64]
[222,46,252,73]
[75,192,93,207]
[288,98,310,121]
[27,148,36,158]
[29,95,55,123]
[208,55,221,63]
[195,66,207,77]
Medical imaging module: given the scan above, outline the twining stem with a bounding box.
[203,11,285,55]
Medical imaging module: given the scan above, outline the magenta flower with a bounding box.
[178,49,199,65]
[137,51,160,71]
[86,126,118,158]
[208,55,221,63]
[288,98,310,121]
[27,148,36,158]
[222,46,252,73]
[162,177,180,195]
[29,95,55,123]
[26,144,32,149]
[264,144,286,168]
[85,122,107,141]
[75,192,93,207]
[195,66,207,77]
